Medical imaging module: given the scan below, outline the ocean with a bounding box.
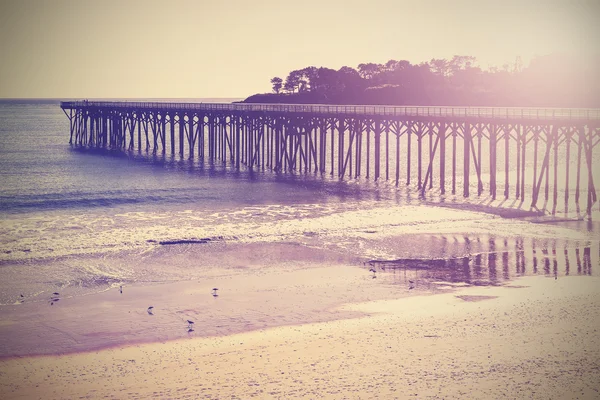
[0,99,597,310]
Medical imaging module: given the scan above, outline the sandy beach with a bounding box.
[1,263,599,399]
[1,0,599,397]
[0,215,599,399]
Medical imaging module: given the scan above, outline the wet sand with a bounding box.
[1,274,599,399]
[1,218,598,399]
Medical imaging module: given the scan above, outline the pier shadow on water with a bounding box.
[70,147,392,202]
[69,145,599,221]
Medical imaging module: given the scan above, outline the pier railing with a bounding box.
[60,101,600,120]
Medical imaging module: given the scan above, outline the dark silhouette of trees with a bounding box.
[311,67,345,99]
[270,77,283,94]
[357,63,383,80]
[300,67,319,91]
[247,54,600,107]
[429,59,450,78]
[284,70,303,93]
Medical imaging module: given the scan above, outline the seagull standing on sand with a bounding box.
[369,267,377,279]
[49,293,60,305]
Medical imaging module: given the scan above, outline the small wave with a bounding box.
[0,194,146,212]
[157,239,209,245]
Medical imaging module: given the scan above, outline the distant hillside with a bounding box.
[242,54,600,108]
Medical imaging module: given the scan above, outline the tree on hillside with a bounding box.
[338,66,362,83]
[448,55,477,75]
[446,56,482,89]
[284,70,304,93]
[385,59,399,71]
[429,58,450,77]
[357,63,382,80]
[338,66,364,95]
[300,66,319,91]
[379,60,413,85]
[311,67,345,99]
[270,77,283,94]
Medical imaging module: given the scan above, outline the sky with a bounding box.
[0,0,598,99]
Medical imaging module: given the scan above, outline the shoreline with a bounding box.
[1,224,597,359]
[2,274,599,399]
[1,202,598,398]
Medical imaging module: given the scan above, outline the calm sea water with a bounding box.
[0,99,597,305]
[0,98,365,212]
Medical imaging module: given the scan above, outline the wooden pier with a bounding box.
[60,101,600,218]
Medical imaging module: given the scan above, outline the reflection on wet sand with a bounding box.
[367,236,597,287]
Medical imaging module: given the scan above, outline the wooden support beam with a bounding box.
[552,127,559,214]
[395,122,400,186]
[544,128,551,204]
[152,114,158,155]
[422,132,440,196]
[338,119,345,177]
[477,124,482,195]
[366,121,371,179]
[452,126,456,194]
[348,120,353,178]
[428,124,433,189]
[188,115,195,158]
[320,121,326,173]
[564,130,571,214]
[262,121,266,170]
[575,127,582,208]
[489,124,497,199]
[235,117,241,169]
[531,125,556,209]
[469,135,483,197]
[520,126,527,200]
[439,122,446,194]
[341,129,355,178]
[504,124,510,199]
[406,122,412,186]
[385,125,389,181]
[356,121,362,178]
[516,125,521,198]
[532,130,539,204]
[417,123,423,189]
[374,119,381,181]
[137,113,141,152]
[198,117,205,159]
[584,126,597,217]
[330,119,335,176]
[179,113,184,157]
[464,122,471,197]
